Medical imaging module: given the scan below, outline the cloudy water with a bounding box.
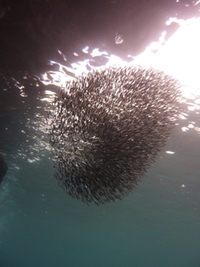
[1,5,200,267]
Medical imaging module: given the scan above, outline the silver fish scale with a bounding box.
[48,66,181,205]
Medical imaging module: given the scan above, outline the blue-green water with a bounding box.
[1,14,200,264]
[0,93,200,266]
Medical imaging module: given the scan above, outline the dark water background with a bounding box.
[0,1,200,266]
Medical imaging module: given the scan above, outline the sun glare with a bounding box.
[42,17,200,93]
[134,17,200,97]
[41,16,200,120]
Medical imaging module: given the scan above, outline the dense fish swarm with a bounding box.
[48,66,181,205]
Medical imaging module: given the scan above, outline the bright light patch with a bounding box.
[134,17,200,97]
[90,48,108,57]
[57,49,67,61]
[182,126,189,132]
[188,123,195,128]
[156,18,200,90]
[40,16,200,135]
[82,46,89,53]
[166,151,175,154]
[42,17,200,94]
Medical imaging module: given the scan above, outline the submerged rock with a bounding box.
[0,155,8,183]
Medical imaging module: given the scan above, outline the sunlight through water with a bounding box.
[41,17,200,95]
[3,16,199,195]
[41,16,200,126]
[6,16,199,171]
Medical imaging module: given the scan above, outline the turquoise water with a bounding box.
[0,84,200,266]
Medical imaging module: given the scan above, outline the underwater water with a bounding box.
[1,2,200,267]
[0,102,200,267]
